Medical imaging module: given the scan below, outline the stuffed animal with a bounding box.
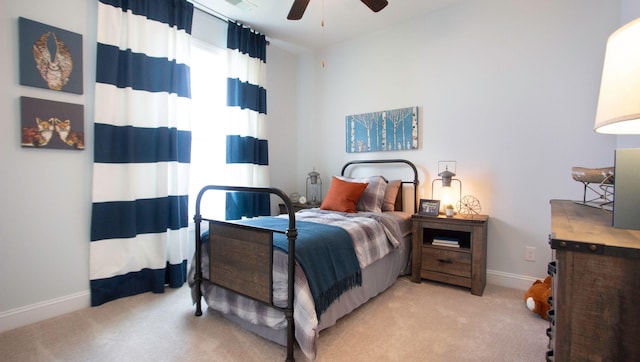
[524,275,552,319]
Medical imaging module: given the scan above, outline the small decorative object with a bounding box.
[457,195,481,217]
[345,106,419,153]
[20,96,84,150]
[418,199,440,216]
[298,196,307,205]
[445,204,455,217]
[19,17,83,94]
[571,166,614,210]
[306,168,322,206]
[524,276,552,319]
[431,161,462,213]
[289,192,301,203]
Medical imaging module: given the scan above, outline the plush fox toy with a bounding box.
[524,276,552,319]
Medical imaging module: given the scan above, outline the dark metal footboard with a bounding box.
[193,186,297,362]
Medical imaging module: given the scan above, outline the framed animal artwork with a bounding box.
[18,17,83,94]
[21,97,84,150]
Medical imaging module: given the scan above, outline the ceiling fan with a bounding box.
[287,0,389,20]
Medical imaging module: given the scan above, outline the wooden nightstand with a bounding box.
[411,213,488,296]
[278,202,317,214]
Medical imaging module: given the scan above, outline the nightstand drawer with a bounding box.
[421,248,471,278]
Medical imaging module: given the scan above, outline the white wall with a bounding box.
[0,0,630,332]
[295,0,622,287]
[0,0,299,332]
[0,0,96,330]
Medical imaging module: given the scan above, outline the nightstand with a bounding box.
[278,203,317,214]
[411,213,488,296]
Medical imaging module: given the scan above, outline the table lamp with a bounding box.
[431,167,461,213]
[594,17,640,229]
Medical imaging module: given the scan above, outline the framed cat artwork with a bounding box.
[21,96,84,150]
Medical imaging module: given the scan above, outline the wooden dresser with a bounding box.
[548,200,640,361]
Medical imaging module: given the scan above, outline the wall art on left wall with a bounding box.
[21,97,85,150]
[18,17,83,94]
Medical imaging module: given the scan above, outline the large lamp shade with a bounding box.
[594,17,640,134]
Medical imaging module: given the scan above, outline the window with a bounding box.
[188,38,227,221]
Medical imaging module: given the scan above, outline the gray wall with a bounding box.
[1,0,97,328]
[1,0,637,331]
[292,0,630,286]
[0,0,299,331]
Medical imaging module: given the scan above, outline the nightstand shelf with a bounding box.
[411,213,488,296]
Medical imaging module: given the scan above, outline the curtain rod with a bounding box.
[191,0,232,23]
[190,0,270,45]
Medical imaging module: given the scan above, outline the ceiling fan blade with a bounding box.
[287,0,310,20]
[361,0,388,13]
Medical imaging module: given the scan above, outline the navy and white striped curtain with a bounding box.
[90,0,193,306]
[225,22,270,219]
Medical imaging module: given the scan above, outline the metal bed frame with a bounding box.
[192,159,418,361]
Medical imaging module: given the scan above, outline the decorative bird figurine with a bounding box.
[32,32,73,90]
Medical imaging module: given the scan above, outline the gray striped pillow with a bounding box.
[337,176,387,213]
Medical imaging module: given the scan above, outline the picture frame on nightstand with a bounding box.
[418,199,440,216]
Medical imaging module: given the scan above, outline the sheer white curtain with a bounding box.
[188,39,227,221]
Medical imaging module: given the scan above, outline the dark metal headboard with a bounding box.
[340,159,419,214]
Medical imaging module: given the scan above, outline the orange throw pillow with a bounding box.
[320,176,369,213]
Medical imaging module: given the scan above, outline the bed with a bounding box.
[189,159,419,361]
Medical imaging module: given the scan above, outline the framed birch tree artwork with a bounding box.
[346,106,419,153]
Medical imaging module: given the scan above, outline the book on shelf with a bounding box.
[432,242,460,248]
[432,237,460,247]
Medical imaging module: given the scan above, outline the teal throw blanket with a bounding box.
[236,217,362,319]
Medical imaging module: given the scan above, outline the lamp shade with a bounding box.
[594,17,640,134]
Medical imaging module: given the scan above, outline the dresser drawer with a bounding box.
[421,247,471,278]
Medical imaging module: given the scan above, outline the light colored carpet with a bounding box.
[0,277,549,361]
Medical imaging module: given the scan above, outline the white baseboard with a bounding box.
[0,290,90,333]
[0,270,543,333]
[487,269,545,291]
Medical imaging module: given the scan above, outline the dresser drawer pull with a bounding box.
[546,349,554,362]
[437,257,454,264]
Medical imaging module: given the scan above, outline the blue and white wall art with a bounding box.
[346,106,419,153]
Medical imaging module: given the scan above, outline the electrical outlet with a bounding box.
[525,246,536,262]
